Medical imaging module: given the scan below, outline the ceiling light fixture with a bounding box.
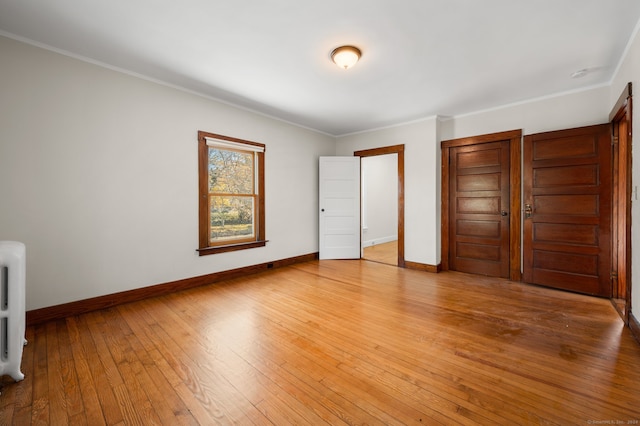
[331,46,361,70]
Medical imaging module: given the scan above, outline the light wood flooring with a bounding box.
[2,260,640,425]
[362,240,397,265]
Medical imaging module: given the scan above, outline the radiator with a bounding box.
[0,241,26,385]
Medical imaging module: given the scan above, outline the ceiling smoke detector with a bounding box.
[570,68,589,79]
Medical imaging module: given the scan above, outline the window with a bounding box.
[197,131,266,255]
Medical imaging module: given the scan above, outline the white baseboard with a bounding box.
[362,235,398,248]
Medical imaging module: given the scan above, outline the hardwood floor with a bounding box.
[363,240,397,265]
[2,260,640,425]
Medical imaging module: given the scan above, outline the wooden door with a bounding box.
[449,141,511,278]
[523,124,612,297]
[319,156,361,259]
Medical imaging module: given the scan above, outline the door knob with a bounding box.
[524,204,532,218]
[501,210,508,216]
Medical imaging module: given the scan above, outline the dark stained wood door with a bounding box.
[523,124,612,297]
[449,141,510,278]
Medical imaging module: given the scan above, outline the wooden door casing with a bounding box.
[610,82,632,323]
[354,145,406,268]
[523,124,612,297]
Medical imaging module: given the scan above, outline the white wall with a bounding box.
[610,23,640,320]
[337,118,441,266]
[440,86,611,141]
[0,36,335,311]
[362,154,397,247]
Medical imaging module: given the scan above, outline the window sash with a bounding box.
[208,195,256,245]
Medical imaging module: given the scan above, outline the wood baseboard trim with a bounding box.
[404,261,441,273]
[26,252,319,326]
[630,310,640,345]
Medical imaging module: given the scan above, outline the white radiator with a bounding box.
[0,241,26,384]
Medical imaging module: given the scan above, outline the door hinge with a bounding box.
[611,271,618,281]
[612,136,619,146]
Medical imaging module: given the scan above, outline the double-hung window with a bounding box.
[197,131,266,255]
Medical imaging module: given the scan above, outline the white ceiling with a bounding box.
[1,0,640,136]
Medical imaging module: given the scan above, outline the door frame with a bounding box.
[441,129,522,281]
[610,82,633,324]
[354,145,405,267]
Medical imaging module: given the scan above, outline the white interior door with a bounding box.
[319,156,361,259]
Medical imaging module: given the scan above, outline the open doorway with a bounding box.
[361,154,398,265]
[354,145,405,267]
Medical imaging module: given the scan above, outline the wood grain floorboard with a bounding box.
[363,240,398,265]
[2,259,640,425]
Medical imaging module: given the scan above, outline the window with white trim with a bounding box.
[197,131,266,255]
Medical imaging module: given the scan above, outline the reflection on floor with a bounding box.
[362,240,397,266]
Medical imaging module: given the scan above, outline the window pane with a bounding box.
[209,195,255,243]
[208,148,254,194]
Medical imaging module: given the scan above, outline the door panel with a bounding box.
[319,157,361,259]
[523,124,611,297]
[449,141,510,278]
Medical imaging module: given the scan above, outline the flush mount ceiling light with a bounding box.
[331,46,361,70]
